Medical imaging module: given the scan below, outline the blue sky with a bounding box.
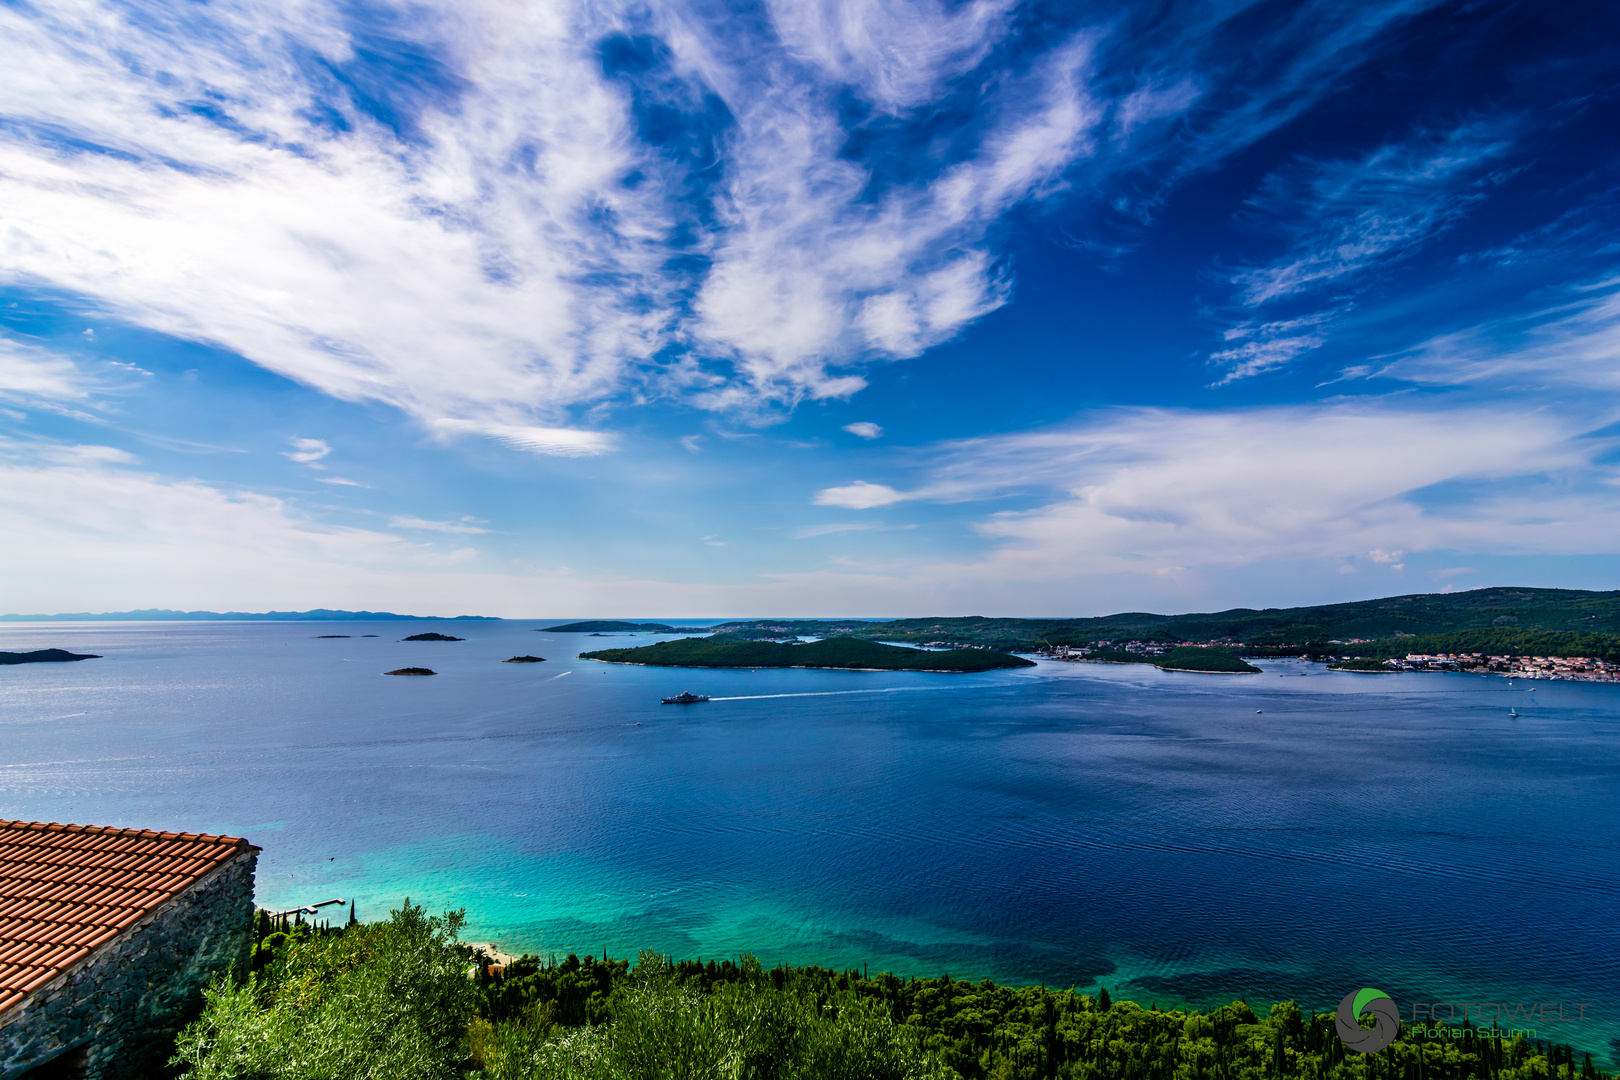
[3,0,1618,616]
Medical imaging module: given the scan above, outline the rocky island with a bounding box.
[580,633,1035,672]
[402,632,463,642]
[385,667,435,676]
[503,655,546,663]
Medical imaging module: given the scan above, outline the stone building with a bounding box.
[0,821,258,1079]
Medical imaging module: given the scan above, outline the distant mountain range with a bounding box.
[0,608,500,622]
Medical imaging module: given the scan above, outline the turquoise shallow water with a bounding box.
[2,620,1618,1059]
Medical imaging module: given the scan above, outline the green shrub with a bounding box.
[173,901,476,1080]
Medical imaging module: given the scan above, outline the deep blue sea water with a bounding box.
[3,621,1617,1058]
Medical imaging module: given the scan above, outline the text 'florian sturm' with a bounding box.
[1409,1003,1591,1023]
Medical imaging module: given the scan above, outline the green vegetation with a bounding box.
[706,587,1620,651]
[581,633,1035,672]
[1154,648,1261,673]
[1321,629,1620,663]
[405,633,465,642]
[503,656,547,663]
[386,667,436,676]
[176,908,1614,1080]
[0,648,100,664]
[1326,658,1395,672]
[542,621,677,633]
[1080,647,1260,673]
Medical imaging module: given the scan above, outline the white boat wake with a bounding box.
[707,686,928,702]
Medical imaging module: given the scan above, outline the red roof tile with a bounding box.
[0,821,255,1014]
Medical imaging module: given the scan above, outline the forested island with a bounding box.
[1082,646,1261,673]
[542,621,709,633]
[581,633,1034,672]
[543,621,675,632]
[0,648,101,664]
[168,904,1610,1080]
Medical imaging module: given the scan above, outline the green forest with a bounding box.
[1082,647,1261,673]
[171,905,1612,1080]
[703,588,1620,651]
[580,633,1035,672]
[1316,629,1620,664]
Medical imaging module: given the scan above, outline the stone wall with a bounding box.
[0,849,257,1080]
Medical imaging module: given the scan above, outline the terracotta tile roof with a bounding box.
[0,821,255,1015]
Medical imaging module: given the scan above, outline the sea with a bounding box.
[2,620,1617,1059]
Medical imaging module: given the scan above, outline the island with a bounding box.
[402,632,463,642]
[385,667,436,676]
[1082,646,1261,674]
[1327,658,1398,672]
[503,655,547,663]
[580,633,1035,672]
[314,635,350,639]
[0,649,102,665]
[542,621,677,633]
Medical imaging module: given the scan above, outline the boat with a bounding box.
[1509,708,1519,718]
[661,691,710,704]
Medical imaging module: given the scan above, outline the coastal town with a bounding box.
[1376,652,1620,682]
[1037,643,1620,683]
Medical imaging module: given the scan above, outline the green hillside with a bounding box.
[1320,628,1620,663]
[581,633,1034,672]
[711,587,1620,650]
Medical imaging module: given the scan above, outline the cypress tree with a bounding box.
[1100,985,1112,1010]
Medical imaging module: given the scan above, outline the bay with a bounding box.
[2,620,1616,1058]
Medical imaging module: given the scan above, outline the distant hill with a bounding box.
[580,633,1035,672]
[542,621,678,632]
[0,609,500,622]
[711,587,1620,650]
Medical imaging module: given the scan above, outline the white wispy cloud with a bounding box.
[430,420,614,457]
[0,338,97,402]
[794,522,879,538]
[390,515,490,534]
[0,0,1439,440]
[1380,274,1620,389]
[842,421,883,439]
[0,437,447,609]
[816,405,1620,578]
[1209,313,1335,384]
[283,437,332,465]
[1229,119,1519,309]
[767,0,1014,112]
